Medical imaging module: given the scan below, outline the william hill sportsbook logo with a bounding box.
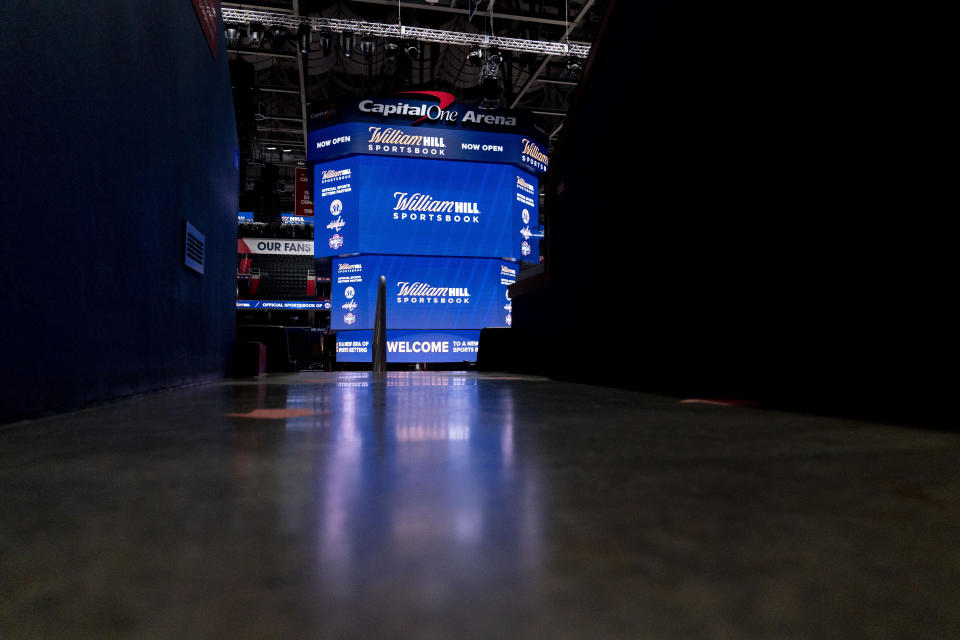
[368,127,447,156]
[516,176,535,194]
[521,138,549,170]
[396,282,470,304]
[393,192,480,224]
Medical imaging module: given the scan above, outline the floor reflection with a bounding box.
[306,373,542,596]
[224,372,543,600]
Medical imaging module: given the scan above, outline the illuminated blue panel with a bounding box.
[315,156,538,261]
[336,329,482,363]
[307,122,548,173]
[332,255,516,330]
[314,158,360,255]
[513,173,540,262]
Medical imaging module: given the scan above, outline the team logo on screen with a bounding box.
[521,241,531,256]
[344,286,356,299]
[343,313,357,325]
[521,209,530,224]
[516,176,535,194]
[342,300,358,311]
[326,217,345,232]
[330,199,343,215]
[520,226,532,239]
[505,314,512,326]
[328,234,343,249]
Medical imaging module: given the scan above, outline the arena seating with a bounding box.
[239,222,313,240]
[237,255,315,299]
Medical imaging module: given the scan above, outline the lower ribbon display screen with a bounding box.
[332,255,516,330]
[336,329,482,363]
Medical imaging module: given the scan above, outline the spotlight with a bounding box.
[466,45,483,67]
[359,36,376,58]
[404,40,420,60]
[224,23,241,48]
[479,47,502,107]
[317,31,332,56]
[384,40,401,58]
[266,145,278,151]
[297,23,311,54]
[247,22,266,47]
[342,31,354,58]
[267,25,286,48]
[282,147,292,153]
[566,56,582,76]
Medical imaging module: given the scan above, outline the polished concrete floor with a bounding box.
[2,372,959,638]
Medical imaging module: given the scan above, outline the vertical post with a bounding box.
[372,275,387,373]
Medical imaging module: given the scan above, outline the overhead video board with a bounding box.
[315,156,537,261]
[331,255,516,331]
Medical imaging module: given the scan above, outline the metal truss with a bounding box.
[221,8,591,58]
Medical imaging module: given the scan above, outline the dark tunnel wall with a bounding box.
[497,1,954,423]
[0,2,238,423]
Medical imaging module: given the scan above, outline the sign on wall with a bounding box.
[238,238,314,255]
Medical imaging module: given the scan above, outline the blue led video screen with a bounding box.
[336,329,482,363]
[315,155,537,261]
[307,121,549,173]
[332,255,516,331]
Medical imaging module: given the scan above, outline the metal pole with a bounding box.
[372,275,387,373]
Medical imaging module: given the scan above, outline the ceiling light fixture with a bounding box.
[247,22,266,47]
[221,8,591,58]
[297,23,311,54]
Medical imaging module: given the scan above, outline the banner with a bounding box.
[336,329,482,363]
[237,300,330,310]
[238,238,314,255]
[309,94,539,136]
[307,122,548,173]
[295,166,314,217]
[331,255,516,330]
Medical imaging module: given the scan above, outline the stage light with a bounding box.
[317,31,332,56]
[247,22,266,47]
[360,36,376,57]
[266,145,278,151]
[479,47,502,107]
[384,40,400,58]
[298,23,312,54]
[224,23,242,48]
[282,147,292,153]
[566,56,582,76]
[267,25,287,48]
[342,31,354,58]
[404,40,420,60]
[222,7,593,58]
[466,45,483,67]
